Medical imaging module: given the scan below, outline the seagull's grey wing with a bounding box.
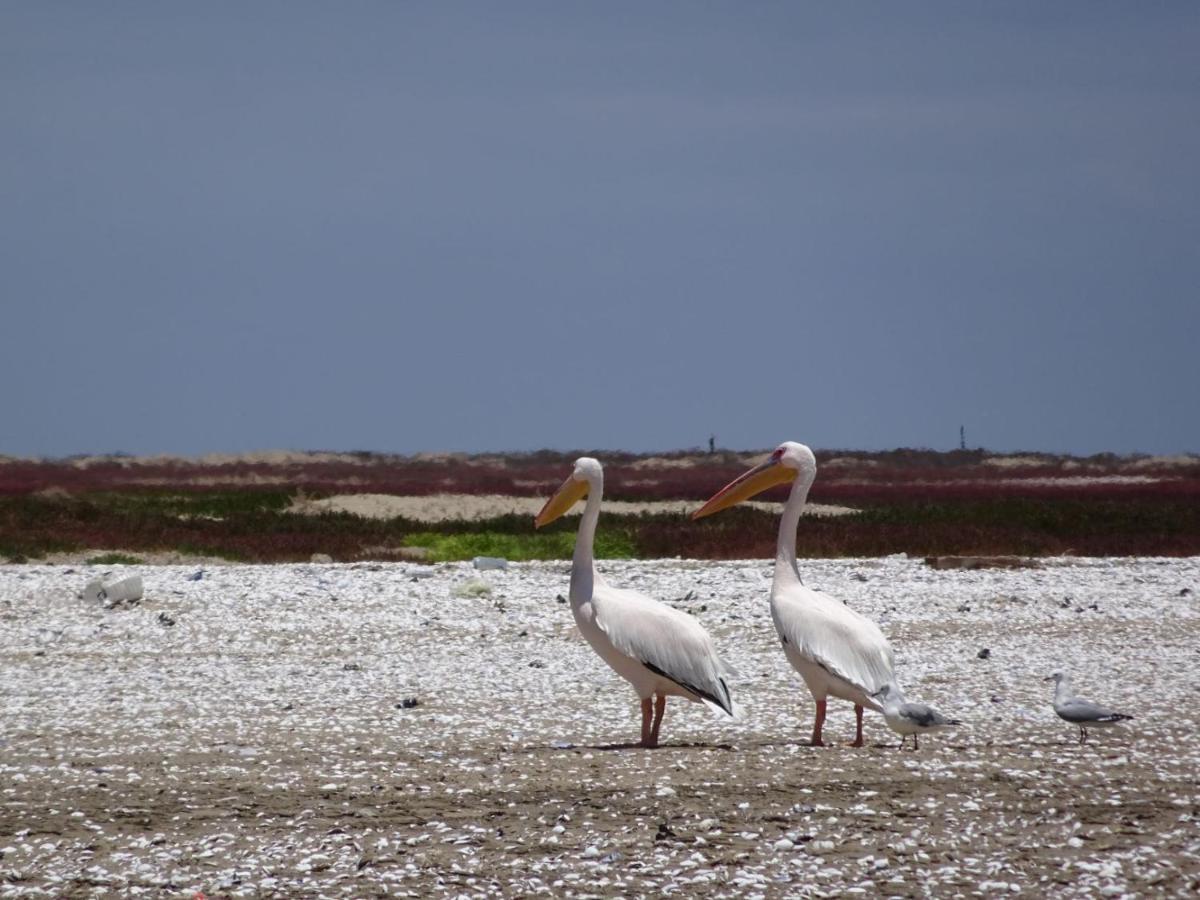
[1055,698,1132,724]
[899,702,959,728]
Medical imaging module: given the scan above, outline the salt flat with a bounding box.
[286,492,855,522]
[1,557,1197,897]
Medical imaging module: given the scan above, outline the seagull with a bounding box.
[1045,672,1133,743]
[871,683,961,750]
[694,442,895,747]
[536,457,739,748]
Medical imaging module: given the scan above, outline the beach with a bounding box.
[1,556,1196,896]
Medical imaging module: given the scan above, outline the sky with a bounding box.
[3,3,1198,457]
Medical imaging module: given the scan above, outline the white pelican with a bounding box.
[535,457,738,748]
[693,442,894,747]
[1044,672,1133,744]
[871,684,961,750]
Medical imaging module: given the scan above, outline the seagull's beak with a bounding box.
[534,476,588,528]
[1042,675,1055,682]
[692,456,795,519]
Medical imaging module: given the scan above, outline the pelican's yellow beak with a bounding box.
[534,475,589,528]
[692,456,795,519]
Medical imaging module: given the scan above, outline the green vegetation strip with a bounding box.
[403,530,635,562]
[2,488,1198,563]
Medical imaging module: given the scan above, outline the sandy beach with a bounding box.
[1,555,1196,896]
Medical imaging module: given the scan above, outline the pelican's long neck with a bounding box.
[774,467,814,587]
[569,475,603,601]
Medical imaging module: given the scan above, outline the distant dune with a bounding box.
[288,492,857,523]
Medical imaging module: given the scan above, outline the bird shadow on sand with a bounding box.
[735,737,897,751]
[561,741,738,753]
[485,740,734,756]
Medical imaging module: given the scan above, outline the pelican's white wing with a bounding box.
[592,583,738,717]
[772,583,895,699]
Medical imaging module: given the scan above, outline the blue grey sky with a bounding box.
[3,3,1198,457]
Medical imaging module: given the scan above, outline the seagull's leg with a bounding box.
[649,694,667,747]
[640,698,653,748]
[850,704,865,747]
[1079,726,1087,745]
[897,734,906,751]
[810,700,827,747]
[914,732,920,751]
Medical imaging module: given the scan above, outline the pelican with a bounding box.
[693,442,894,747]
[535,457,738,748]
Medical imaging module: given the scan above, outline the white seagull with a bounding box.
[872,683,961,750]
[1045,672,1133,744]
[694,442,895,747]
[535,457,739,748]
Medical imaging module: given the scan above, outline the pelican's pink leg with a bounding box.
[639,697,654,748]
[648,694,666,748]
[850,704,865,747]
[810,699,827,747]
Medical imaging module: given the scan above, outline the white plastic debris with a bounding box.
[82,575,143,606]
[106,575,143,604]
[472,556,509,571]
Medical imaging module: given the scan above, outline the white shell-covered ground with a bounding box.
[1,556,1198,897]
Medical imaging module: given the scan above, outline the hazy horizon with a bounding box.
[5,442,1197,463]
